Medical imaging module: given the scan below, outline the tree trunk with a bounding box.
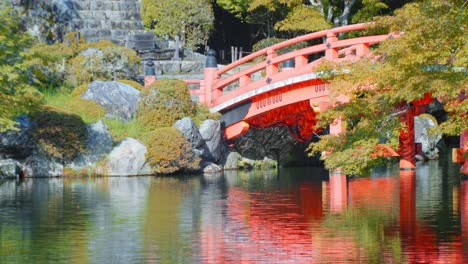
[309,0,324,16]
[327,3,333,23]
[340,0,357,26]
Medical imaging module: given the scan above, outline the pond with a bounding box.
[0,156,466,263]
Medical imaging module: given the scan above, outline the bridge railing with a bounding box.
[200,23,397,110]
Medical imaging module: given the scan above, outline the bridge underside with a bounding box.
[231,126,323,166]
[220,79,330,142]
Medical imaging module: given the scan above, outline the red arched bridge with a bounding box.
[188,23,399,141]
[149,23,466,172]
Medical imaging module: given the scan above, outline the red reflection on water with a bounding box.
[330,173,347,213]
[399,171,464,264]
[199,173,466,263]
[461,180,468,262]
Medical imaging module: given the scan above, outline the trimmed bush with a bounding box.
[145,127,200,174]
[192,105,221,126]
[117,79,144,91]
[67,41,141,86]
[137,79,197,129]
[70,83,89,97]
[31,108,88,162]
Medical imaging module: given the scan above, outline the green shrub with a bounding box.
[145,127,200,174]
[70,83,89,97]
[252,37,308,54]
[192,105,221,126]
[117,79,144,91]
[66,42,141,86]
[77,40,114,53]
[31,108,88,162]
[27,42,74,91]
[137,79,197,129]
[64,31,86,53]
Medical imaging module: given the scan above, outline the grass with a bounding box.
[103,117,151,143]
[43,92,105,124]
[44,88,152,143]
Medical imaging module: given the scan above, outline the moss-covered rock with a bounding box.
[31,108,88,163]
[66,41,141,86]
[145,127,200,174]
[137,79,197,129]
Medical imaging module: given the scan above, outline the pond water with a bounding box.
[0,157,467,263]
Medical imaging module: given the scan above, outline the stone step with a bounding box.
[81,29,146,43]
[71,19,144,30]
[76,10,141,20]
[73,1,140,11]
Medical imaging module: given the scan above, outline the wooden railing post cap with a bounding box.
[206,49,218,68]
[326,31,337,38]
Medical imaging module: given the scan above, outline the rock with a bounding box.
[415,154,425,161]
[70,120,113,169]
[223,151,242,170]
[106,138,150,176]
[0,159,23,178]
[183,49,207,63]
[199,119,222,162]
[173,117,208,159]
[238,158,255,170]
[0,116,34,159]
[202,162,223,174]
[82,80,140,121]
[79,48,103,57]
[156,61,204,75]
[234,127,307,163]
[415,115,442,158]
[262,157,278,169]
[23,150,63,177]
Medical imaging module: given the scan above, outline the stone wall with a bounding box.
[71,0,145,44]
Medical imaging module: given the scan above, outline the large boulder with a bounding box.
[223,151,242,170]
[106,138,150,176]
[0,159,23,178]
[202,162,223,174]
[0,116,35,159]
[173,117,208,159]
[81,80,140,121]
[70,120,113,169]
[415,115,442,159]
[23,150,63,177]
[199,119,222,162]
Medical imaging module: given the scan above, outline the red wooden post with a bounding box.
[325,31,338,60]
[399,105,416,170]
[204,50,219,107]
[144,60,156,87]
[330,118,345,135]
[461,129,468,175]
[266,48,278,76]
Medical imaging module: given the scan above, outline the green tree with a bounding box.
[218,0,390,37]
[141,0,214,49]
[0,3,43,132]
[309,0,467,175]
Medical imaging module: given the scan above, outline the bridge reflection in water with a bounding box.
[0,161,466,263]
[201,165,466,263]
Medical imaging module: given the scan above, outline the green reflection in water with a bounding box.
[322,208,401,263]
[142,177,201,264]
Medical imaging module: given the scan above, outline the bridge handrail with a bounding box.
[214,34,392,92]
[216,23,368,76]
